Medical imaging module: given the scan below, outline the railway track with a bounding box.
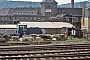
[0,43,90,60]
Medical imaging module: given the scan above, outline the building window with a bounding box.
[34,12,36,14]
[18,12,19,14]
[0,17,1,20]
[19,12,22,14]
[16,17,20,20]
[1,17,4,20]
[10,17,12,20]
[13,17,15,20]
[32,12,33,14]
[29,12,31,14]
[38,17,40,20]
[15,12,17,14]
[23,12,25,14]
[38,17,41,21]
[21,17,24,20]
[5,17,7,20]
[29,17,32,20]
[25,17,28,20]
[45,9,52,12]
[26,12,28,14]
[34,17,36,20]
[48,5,50,8]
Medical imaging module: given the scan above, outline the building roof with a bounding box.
[0,8,9,15]
[0,25,16,29]
[0,22,74,29]
[20,22,74,28]
[43,0,56,2]
[0,8,43,16]
[57,8,82,17]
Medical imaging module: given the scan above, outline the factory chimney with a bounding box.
[71,0,74,8]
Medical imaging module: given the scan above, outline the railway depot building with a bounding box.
[0,22,73,35]
[81,8,90,33]
[0,0,82,29]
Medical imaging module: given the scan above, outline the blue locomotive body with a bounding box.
[16,24,42,35]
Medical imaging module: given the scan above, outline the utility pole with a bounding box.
[82,6,85,26]
[62,10,65,22]
[88,0,90,6]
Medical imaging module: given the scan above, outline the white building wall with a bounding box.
[0,29,16,34]
[6,29,16,34]
[0,29,4,34]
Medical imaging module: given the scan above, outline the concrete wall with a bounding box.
[85,8,90,18]
[42,28,62,34]
[0,29,4,34]
[81,18,90,33]
[0,29,16,34]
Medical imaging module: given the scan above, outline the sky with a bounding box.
[12,0,88,5]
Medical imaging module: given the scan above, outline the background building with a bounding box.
[0,22,74,34]
[81,8,90,33]
[0,8,44,24]
[0,0,82,30]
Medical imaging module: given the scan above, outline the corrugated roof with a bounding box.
[0,8,43,16]
[0,22,74,29]
[43,0,55,2]
[0,8,10,15]
[0,25,16,29]
[57,8,82,16]
[20,22,74,28]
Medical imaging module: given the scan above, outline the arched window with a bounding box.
[48,5,50,8]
